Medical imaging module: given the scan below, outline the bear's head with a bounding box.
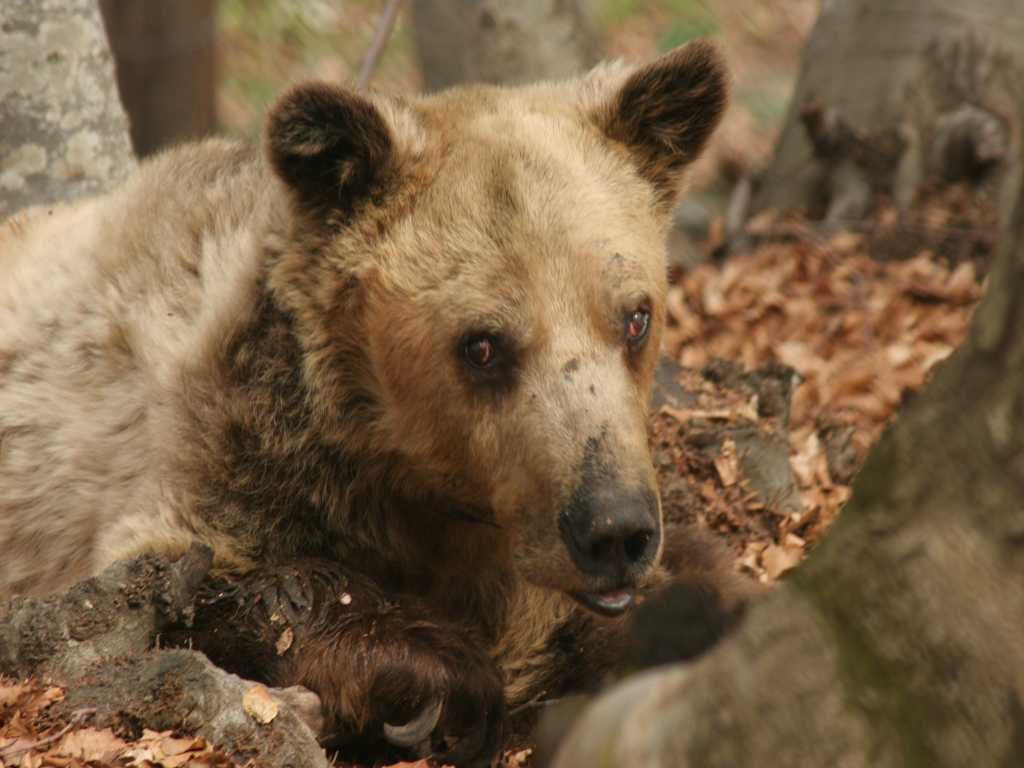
[266,42,727,616]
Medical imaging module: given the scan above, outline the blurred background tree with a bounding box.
[95,0,814,267]
[98,0,218,157]
[410,0,601,90]
[57,0,1024,251]
[753,0,1023,230]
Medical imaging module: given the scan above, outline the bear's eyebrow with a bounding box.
[598,250,630,274]
[602,251,645,281]
[459,314,511,336]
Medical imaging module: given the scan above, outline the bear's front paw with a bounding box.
[315,622,506,768]
[373,631,505,768]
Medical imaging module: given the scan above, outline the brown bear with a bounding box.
[0,41,737,766]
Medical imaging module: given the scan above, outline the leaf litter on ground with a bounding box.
[658,203,984,582]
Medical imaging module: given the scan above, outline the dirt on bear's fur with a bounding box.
[0,41,739,766]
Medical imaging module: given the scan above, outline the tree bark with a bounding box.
[0,0,134,218]
[98,0,218,157]
[0,549,329,768]
[552,151,1024,765]
[752,0,1022,226]
[0,547,212,681]
[56,651,329,768]
[410,0,600,90]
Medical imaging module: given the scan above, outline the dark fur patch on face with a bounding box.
[562,358,581,380]
[266,83,394,215]
[485,155,522,219]
[597,40,728,207]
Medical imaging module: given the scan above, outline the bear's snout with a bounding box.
[559,485,661,588]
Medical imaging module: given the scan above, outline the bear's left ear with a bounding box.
[583,40,728,211]
[266,82,423,215]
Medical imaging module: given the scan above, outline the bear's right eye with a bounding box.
[463,334,498,370]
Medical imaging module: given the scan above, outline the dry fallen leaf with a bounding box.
[157,735,205,756]
[503,747,533,767]
[122,728,218,767]
[55,727,127,762]
[0,682,30,709]
[738,541,767,576]
[658,200,983,585]
[713,438,739,486]
[762,543,803,580]
[0,736,38,766]
[242,684,279,724]
[275,626,294,656]
[0,681,237,768]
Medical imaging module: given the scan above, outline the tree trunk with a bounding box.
[752,0,1022,227]
[551,142,1024,765]
[410,0,600,90]
[0,0,134,218]
[98,0,218,157]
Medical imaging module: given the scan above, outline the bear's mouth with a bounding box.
[571,587,636,617]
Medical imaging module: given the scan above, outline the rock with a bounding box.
[57,650,329,768]
[0,546,212,680]
[818,421,860,484]
[732,426,802,516]
[652,357,803,518]
[651,358,700,410]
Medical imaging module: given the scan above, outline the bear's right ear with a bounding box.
[266,83,421,214]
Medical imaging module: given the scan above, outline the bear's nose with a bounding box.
[560,487,660,581]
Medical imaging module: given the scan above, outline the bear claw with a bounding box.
[383,697,444,749]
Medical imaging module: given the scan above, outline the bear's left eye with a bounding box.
[458,331,518,394]
[625,308,651,346]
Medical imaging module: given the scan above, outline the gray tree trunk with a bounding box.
[552,137,1024,766]
[752,0,1023,226]
[410,0,600,90]
[0,0,134,218]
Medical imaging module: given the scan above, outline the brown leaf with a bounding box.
[0,683,30,710]
[713,439,739,487]
[275,627,294,656]
[502,748,534,767]
[0,736,37,766]
[242,685,278,724]
[738,542,767,577]
[33,688,64,714]
[762,543,803,581]
[161,753,194,768]
[54,728,127,762]
[157,735,206,757]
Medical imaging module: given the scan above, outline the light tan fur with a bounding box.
[1,140,269,594]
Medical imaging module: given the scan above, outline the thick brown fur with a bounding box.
[1,42,734,766]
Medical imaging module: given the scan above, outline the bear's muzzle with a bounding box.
[559,485,661,615]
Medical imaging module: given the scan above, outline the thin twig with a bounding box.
[356,0,407,90]
[508,695,565,717]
